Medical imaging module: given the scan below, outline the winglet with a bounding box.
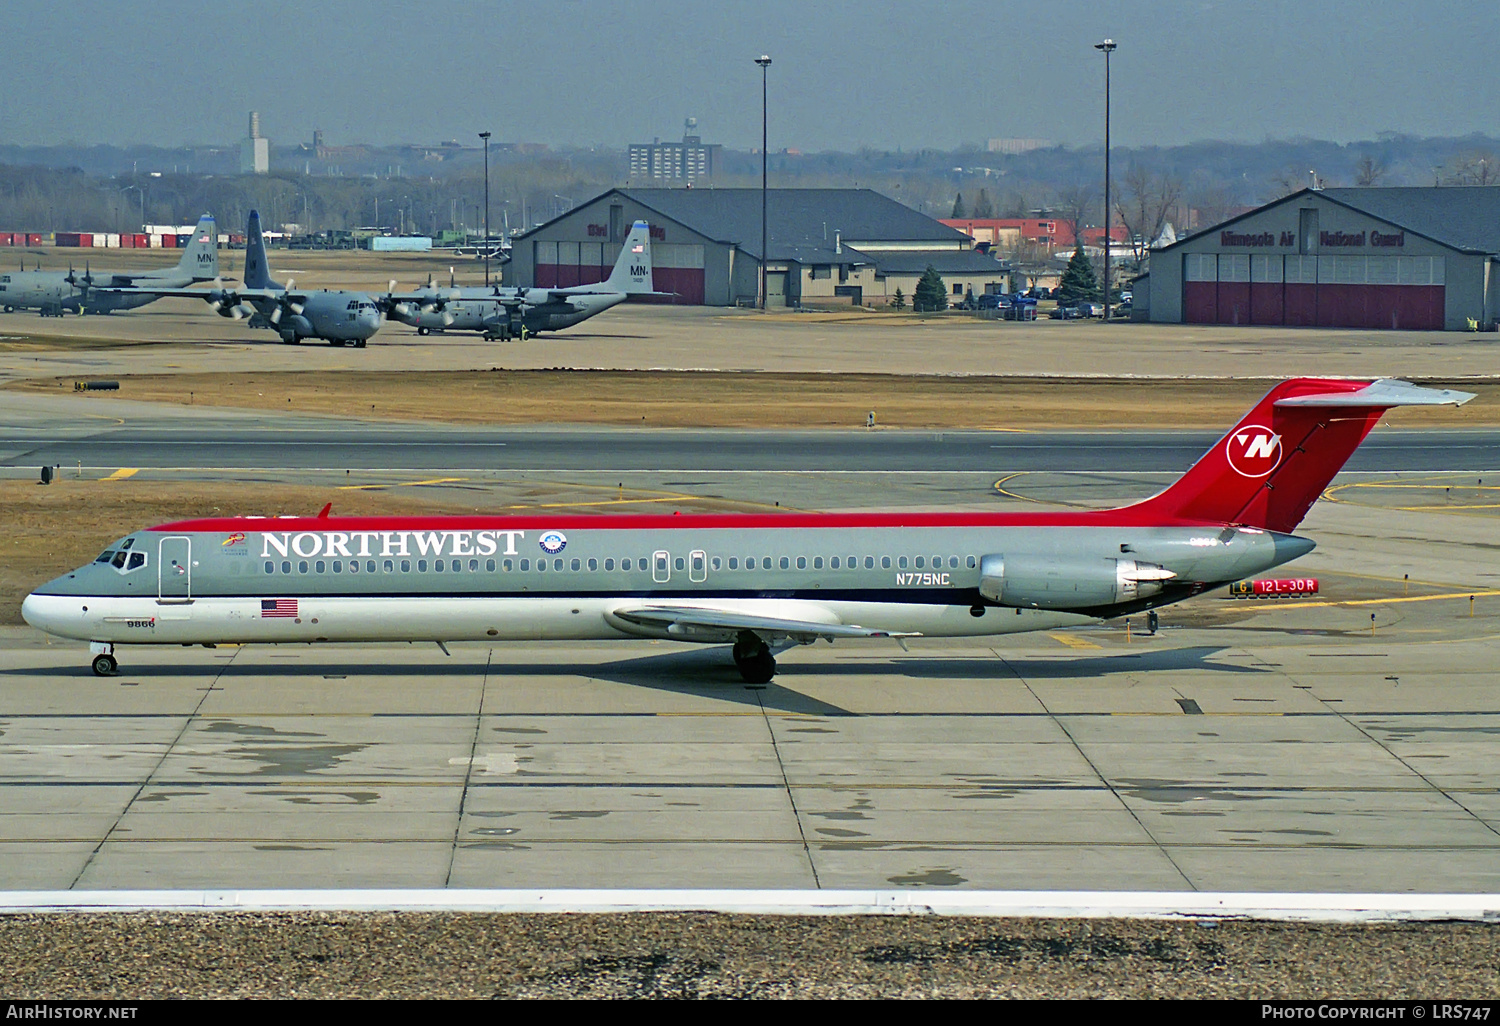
[317,502,332,519]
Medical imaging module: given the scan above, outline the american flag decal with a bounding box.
[261,598,298,618]
[631,244,644,253]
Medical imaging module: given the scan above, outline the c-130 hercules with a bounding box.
[388,219,669,341]
[0,215,219,316]
[104,210,384,346]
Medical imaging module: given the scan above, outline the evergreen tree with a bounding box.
[890,287,906,311]
[1056,244,1099,305]
[913,265,948,312]
[973,188,994,218]
[950,192,966,218]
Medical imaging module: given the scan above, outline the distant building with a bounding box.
[240,111,269,175]
[940,218,1127,252]
[1144,187,1500,331]
[986,138,1052,155]
[628,119,721,181]
[512,187,1009,307]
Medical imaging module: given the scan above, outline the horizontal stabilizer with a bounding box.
[1274,378,1476,408]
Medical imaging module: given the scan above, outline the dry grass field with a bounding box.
[10,371,1496,429]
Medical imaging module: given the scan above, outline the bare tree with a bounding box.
[1185,185,1239,232]
[1267,166,1310,199]
[1053,182,1097,252]
[1114,164,1183,271]
[1354,155,1386,186]
[1441,151,1499,185]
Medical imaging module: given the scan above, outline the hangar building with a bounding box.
[509,187,1007,306]
[1143,187,1500,331]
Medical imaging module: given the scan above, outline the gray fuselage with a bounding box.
[23,517,1311,648]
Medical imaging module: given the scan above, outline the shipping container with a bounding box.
[147,234,162,248]
[176,234,191,248]
[367,235,433,252]
[120,233,135,248]
[0,233,11,247]
[134,233,149,248]
[105,233,120,248]
[55,232,83,247]
[27,234,42,247]
[160,234,176,248]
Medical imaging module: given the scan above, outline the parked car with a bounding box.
[976,293,1010,310]
[1049,304,1083,320]
[1077,302,1105,318]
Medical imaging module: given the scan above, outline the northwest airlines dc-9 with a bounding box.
[23,379,1472,681]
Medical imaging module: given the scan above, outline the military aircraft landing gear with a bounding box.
[417,327,430,336]
[90,643,117,677]
[354,339,366,348]
[732,631,776,684]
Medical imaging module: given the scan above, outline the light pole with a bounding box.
[479,131,492,286]
[755,55,771,310]
[1095,38,1116,321]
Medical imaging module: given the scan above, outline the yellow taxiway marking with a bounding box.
[1323,478,1500,513]
[100,468,138,481]
[1245,590,1500,611]
[1049,632,1101,649]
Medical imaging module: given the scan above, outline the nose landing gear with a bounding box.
[732,631,776,684]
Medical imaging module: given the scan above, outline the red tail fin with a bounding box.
[1130,378,1473,532]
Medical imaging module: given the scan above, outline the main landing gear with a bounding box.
[732,631,776,684]
[90,643,117,677]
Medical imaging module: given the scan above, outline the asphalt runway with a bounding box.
[1,401,1496,475]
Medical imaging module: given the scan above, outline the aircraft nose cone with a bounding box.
[1272,533,1317,563]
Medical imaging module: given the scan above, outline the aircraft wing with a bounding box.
[95,286,253,301]
[608,605,919,644]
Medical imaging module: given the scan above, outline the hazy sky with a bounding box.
[3,0,1496,152]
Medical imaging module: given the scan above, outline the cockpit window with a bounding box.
[111,551,128,569]
[95,551,115,563]
[126,552,145,571]
[120,538,135,550]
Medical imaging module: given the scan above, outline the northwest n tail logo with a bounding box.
[1226,425,1282,477]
